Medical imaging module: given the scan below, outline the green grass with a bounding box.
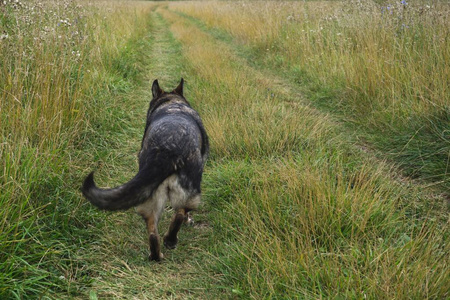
[171,0,450,194]
[0,1,157,297]
[1,1,448,299]
[163,4,448,299]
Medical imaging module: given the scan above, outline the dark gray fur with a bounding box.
[81,78,209,211]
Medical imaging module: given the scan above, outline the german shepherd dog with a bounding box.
[81,79,209,261]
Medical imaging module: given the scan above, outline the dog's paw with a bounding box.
[184,215,195,226]
[149,252,164,262]
[163,235,178,249]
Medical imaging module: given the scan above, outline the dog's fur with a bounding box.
[81,78,209,261]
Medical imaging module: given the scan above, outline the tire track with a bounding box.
[86,8,221,299]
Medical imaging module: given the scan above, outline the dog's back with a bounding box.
[138,95,208,210]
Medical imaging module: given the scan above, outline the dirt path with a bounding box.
[80,4,447,299]
[84,10,221,299]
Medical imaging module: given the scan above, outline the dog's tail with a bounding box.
[81,170,164,211]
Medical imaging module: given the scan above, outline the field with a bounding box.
[0,0,448,298]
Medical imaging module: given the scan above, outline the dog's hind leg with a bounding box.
[143,212,163,261]
[164,193,201,249]
[136,184,168,261]
[163,208,186,249]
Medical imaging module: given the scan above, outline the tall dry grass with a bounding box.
[173,0,449,114]
[160,6,449,298]
[160,6,337,162]
[0,0,154,296]
[172,0,450,190]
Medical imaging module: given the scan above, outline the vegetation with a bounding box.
[0,0,155,297]
[0,1,448,298]
[172,0,450,193]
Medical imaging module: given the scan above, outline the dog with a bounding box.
[81,78,209,261]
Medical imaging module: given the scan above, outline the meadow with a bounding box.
[0,0,448,298]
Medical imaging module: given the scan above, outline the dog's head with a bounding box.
[150,78,185,107]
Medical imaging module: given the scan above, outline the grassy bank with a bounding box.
[0,1,154,297]
[171,0,450,193]
[160,5,448,298]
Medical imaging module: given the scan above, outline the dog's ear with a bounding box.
[173,78,184,96]
[152,79,164,99]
